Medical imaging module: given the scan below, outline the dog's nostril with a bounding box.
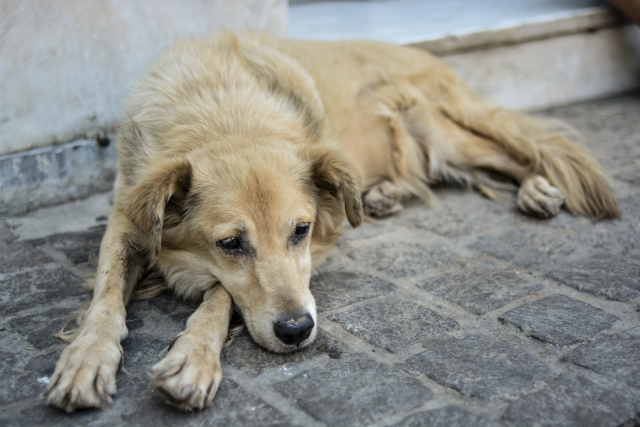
[273,312,314,346]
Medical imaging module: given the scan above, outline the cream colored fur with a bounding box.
[45,32,618,412]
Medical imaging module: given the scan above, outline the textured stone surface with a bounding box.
[501,374,640,427]
[469,229,577,269]
[419,266,542,315]
[8,308,74,349]
[27,225,107,266]
[499,295,619,346]
[0,220,15,243]
[0,242,53,274]
[565,327,640,389]
[399,189,514,238]
[328,299,459,352]
[346,241,464,279]
[222,328,344,376]
[547,255,640,301]
[393,406,501,427]
[119,380,290,427]
[310,271,398,312]
[275,354,432,425]
[0,267,85,316]
[406,335,551,400]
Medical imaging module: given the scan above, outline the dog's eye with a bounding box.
[292,223,310,244]
[217,237,243,254]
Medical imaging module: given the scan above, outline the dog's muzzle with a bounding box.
[273,312,314,346]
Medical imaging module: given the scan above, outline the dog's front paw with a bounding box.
[364,181,404,217]
[151,335,222,411]
[517,175,564,218]
[44,337,123,412]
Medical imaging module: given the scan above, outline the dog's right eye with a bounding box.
[216,237,243,254]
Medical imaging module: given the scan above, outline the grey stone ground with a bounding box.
[1,94,639,426]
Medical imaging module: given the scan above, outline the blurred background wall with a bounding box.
[0,0,287,156]
[1,0,638,215]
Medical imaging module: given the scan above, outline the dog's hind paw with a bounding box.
[44,338,123,412]
[517,175,564,218]
[150,335,222,411]
[364,181,404,218]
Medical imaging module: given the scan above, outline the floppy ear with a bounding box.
[306,145,363,228]
[125,157,192,255]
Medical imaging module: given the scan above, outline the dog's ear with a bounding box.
[125,157,192,255]
[306,145,363,228]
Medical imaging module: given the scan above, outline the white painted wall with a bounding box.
[0,0,288,156]
[442,25,640,111]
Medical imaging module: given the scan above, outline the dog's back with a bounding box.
[274,36,619,219]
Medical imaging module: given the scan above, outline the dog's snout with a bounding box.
[273,313,314,346]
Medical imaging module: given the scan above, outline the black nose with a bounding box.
[273,312,315,345]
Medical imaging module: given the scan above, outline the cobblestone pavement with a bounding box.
[1,95,639,426]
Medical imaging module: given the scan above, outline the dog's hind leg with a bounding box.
[150,284,232,411]
[44,206,145,411]
[435,84,619,219]
[409,109,568,218]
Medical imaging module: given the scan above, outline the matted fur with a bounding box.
[45,32,618,413]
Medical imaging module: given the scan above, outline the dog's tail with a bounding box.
[442,88,619,220]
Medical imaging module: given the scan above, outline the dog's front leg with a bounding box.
[44,208,144,411]
[151,284,232,411]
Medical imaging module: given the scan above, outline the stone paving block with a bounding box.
[564,327,640,389]
[399,189,519,238]
[328,299,459,352]
[24,350,62,379]
[393,405,502,427]
[469,230,577,269]
[120,336,170,373]
[1,372,45,406]
[572,211,640,259]
[142,292,201,316]
[0,267,85,316]
[346,241,464,279]
[0,220,15,243]
[274,353,432,425]
[309,271,398,312]
[8,307,73,350]
[0,351,34,406]
[26,224,106,266]
[2,402,120,427]
[2,379,290,427]
[499,294,619,346]
[222,328,344,376]
[501,374,640,427]
[121,380,291,426]
[0,241,53,274]
[406,335,551,400]
[547,254,640,301]
[418,267,542,315]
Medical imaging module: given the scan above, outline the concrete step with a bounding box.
[289,0,640,110]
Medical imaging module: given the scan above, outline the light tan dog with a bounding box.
[44,33,618,412]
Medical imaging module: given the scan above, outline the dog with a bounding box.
[44,32,619,412]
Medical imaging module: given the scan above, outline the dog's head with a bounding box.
[125,142,362,352]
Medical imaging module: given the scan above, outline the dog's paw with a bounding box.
[364,181,404,218]
[517,175,564,218]
[150,335,222,411]
[44,337,123,412]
